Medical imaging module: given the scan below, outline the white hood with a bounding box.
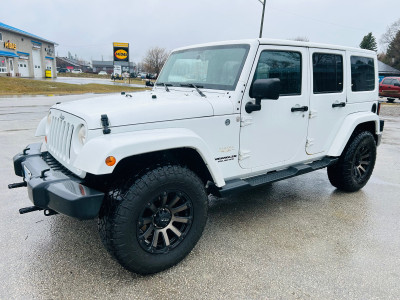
[52,90,230,129]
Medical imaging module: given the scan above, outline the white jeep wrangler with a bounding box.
[10,39,384,274]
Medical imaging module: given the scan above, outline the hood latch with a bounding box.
[101,114,111,134]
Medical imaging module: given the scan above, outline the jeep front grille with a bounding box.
[48,116,74,161]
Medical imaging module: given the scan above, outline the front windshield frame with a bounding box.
[157,44,250,91]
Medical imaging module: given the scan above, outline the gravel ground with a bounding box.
[0,95,399,299]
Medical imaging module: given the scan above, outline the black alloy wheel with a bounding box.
[351,144,372,183]
[327,131,377,192]
[137,191,193,254]
[98,165,208,275]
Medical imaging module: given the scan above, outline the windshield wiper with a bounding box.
[180,83,206,97]
[156,82,172,92]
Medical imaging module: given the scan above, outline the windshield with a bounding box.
[157,44,250,91]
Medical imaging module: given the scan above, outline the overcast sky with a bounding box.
[1,0,398,63]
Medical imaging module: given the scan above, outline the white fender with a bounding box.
[327,112,380,157]
[74,128,226,187]
[35,116,47,137]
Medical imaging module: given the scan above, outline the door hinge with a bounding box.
[309,110,318,119]
[306,138,315,148]
[239,150,251,161]
[240,116,253,127]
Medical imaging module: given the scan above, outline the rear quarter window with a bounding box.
[351,56,375,92]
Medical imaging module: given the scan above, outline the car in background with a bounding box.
[98,71,107,75]
[71,69,83,74]
[57,68,69,73]
[379,77,400,101]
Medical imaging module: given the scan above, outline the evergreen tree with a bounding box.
[360,33,378,51]
[386,30,400,70]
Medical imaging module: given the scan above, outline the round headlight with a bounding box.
[78,125,87,145]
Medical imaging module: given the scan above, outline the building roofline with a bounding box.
[0,22,58,46]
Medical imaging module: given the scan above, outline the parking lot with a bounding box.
[0,94,399,299]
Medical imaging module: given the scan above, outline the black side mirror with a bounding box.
[246,78,280,113]
[394,82,400,87]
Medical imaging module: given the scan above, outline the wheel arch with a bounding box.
[110,148,215,187]
[327,112,380,157]
[74,128,225,187]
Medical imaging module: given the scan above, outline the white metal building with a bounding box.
[0,22,57,78]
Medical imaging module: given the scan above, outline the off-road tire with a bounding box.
[327,131,376,192]
[98,165,208,274]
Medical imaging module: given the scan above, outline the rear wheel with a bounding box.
[327,131,376,192]
[98,165,208,274]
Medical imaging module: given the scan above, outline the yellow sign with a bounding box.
[4,41,17,50]
[113,42,129,47]
[115,49,128,60]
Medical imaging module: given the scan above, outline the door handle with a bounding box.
[332,102,346,108]
[291,106,308,112]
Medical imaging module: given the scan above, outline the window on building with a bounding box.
[0,57,6,73]
[351,56,375,92]
[313,53,343,93]
[253,50,302,96]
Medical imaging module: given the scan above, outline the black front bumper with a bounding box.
[12,143,104,220]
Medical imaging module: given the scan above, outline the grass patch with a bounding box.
[0,77,147,95]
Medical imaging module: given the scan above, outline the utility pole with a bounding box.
[258,0,266,38]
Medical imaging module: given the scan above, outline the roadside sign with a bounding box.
[113,42,129,62]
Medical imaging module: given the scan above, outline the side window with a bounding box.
[313,53,343,93]
[351,56,375,92]
[382,79,393,85]
[253,50,302,96]
[0,32,2,41]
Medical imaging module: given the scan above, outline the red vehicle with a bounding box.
[379,77,400,99]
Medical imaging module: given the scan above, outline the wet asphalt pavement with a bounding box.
[0,95,399,299]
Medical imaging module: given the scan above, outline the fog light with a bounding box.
[105,156,116,166]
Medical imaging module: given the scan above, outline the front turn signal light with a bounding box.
[105,156,116,166]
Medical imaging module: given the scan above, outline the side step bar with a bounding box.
[219,157,338,197]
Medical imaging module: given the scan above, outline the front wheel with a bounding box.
[327,131,377,192]
[98,165,208,274]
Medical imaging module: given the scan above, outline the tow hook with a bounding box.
[18,206,58,216]
[8,182,27,189]
[19,206,41,214]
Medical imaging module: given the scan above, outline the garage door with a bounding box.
[32,49,42,78]
[18,60,30,77]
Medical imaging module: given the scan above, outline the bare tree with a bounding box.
[380,18,400,51]
[386,30,400,70]
[291,36,309,42]
[142,47,169,75]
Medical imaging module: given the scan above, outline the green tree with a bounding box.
[360,32,377,52]
[386,30,400,70]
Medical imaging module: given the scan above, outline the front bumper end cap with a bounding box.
[12,143,104,220]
